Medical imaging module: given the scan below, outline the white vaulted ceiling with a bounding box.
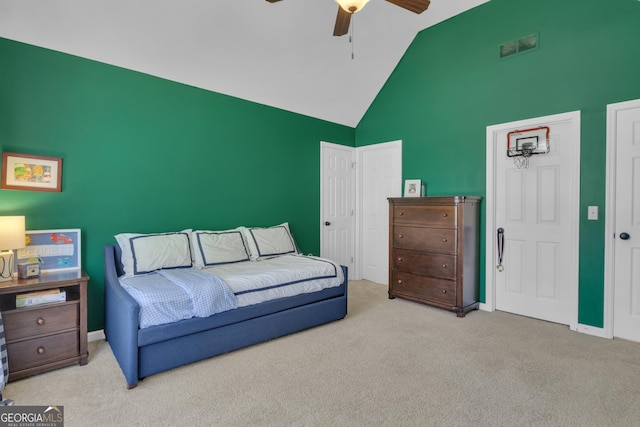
[0,0,488,127]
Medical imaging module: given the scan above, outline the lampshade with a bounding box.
[335,0,370,13]
[0,216,26,250]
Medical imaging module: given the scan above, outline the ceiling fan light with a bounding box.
[335,0,370,13]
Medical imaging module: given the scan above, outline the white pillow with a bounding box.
[115,231,192,277]
[244,223,298,261]
[192,229,250,268]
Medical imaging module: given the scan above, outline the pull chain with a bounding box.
[350,17,355,60]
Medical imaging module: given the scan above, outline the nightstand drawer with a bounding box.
[7,331,79,373]
[3,304,79,342]
[394,226,456,254]
[393,205,455,228]
[392,249,456,280]
[391,271,456,305]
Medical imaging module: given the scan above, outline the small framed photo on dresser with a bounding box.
[404,179,424,197]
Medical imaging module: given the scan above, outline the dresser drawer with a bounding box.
[3,304,79,342]
[393,205,455,228]
[394,226,456,254]
[392,249,456,280]
[391,271,456,305]
[7,331,79,373]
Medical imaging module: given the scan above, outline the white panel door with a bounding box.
[612,103,640,342]
[492,114,579,325]
[320,142,355,271]
[357,141,402,285]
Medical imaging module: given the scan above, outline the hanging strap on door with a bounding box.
[497,228,504,272]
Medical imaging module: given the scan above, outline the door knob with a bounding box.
[324,221,331,226]
[620,232,630,240]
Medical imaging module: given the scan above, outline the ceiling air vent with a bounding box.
[500,33,538,58]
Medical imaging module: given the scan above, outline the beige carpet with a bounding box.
[5,280,640,426]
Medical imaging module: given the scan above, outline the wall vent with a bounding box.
[500,33,538,58]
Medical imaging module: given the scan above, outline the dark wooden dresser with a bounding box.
[388,196,481,317]
[0,271,89,381]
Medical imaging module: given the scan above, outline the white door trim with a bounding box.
[354,140,402,281]
[484,111,581,333]
[603,98,640,339]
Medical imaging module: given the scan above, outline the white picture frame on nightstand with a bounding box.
[15,229,81,272]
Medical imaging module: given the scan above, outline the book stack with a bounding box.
[16,289,67,308]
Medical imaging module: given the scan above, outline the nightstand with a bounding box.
[0,270,89,381]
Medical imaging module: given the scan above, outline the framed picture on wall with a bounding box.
[1,152,63,192]
[404,179,423,197]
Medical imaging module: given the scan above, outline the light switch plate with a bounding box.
[588,206,598,220]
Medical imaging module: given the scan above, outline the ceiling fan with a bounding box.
[266,0,431,37]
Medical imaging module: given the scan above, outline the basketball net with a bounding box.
[513,148,533,169]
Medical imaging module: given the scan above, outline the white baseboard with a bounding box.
[478,305,612,340]
[88,329,105,342]
[573,323,612,339]
[478,302,492,312]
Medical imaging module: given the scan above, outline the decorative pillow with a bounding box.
[115,231,192,277]
[244,223,298,261]
[192,229,250,268]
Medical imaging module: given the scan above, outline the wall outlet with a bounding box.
[588,206,598,220]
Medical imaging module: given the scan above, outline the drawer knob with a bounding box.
[443,213,448,217]
[442,238,448,242]
[36,318,45,326]
[398,234,403,238]
[37,346,45,355]
[442,264,448,268]
[442,289,447,294]
[399,211,404,216]
[397,280,403,284]
[398,257,403,262]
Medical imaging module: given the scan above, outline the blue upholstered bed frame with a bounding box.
[104,244,348,389]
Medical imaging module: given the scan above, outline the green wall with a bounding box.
[356,0,640,327]
[0,38,354,331]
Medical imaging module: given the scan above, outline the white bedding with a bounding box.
[203,254,343,307]
[120,254,343,328]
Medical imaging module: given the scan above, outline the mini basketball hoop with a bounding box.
[507,126,550,169]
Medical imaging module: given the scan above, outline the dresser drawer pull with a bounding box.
[442,290,447,294]
[37,346,46,355]
[398,234,403,239]
[443,213,448,217]
[397,280,403,285]
[442,264,448,268]
[397,257,403,262]
[36,318,45,326]
[399,211,404,216]
[442,238,448,242]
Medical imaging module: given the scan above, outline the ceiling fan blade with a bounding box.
[333,6,352,37]
[385,0,431,14]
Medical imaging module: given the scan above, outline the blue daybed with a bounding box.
[104,230,348,389]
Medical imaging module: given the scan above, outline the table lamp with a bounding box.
[0,216,26,282]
